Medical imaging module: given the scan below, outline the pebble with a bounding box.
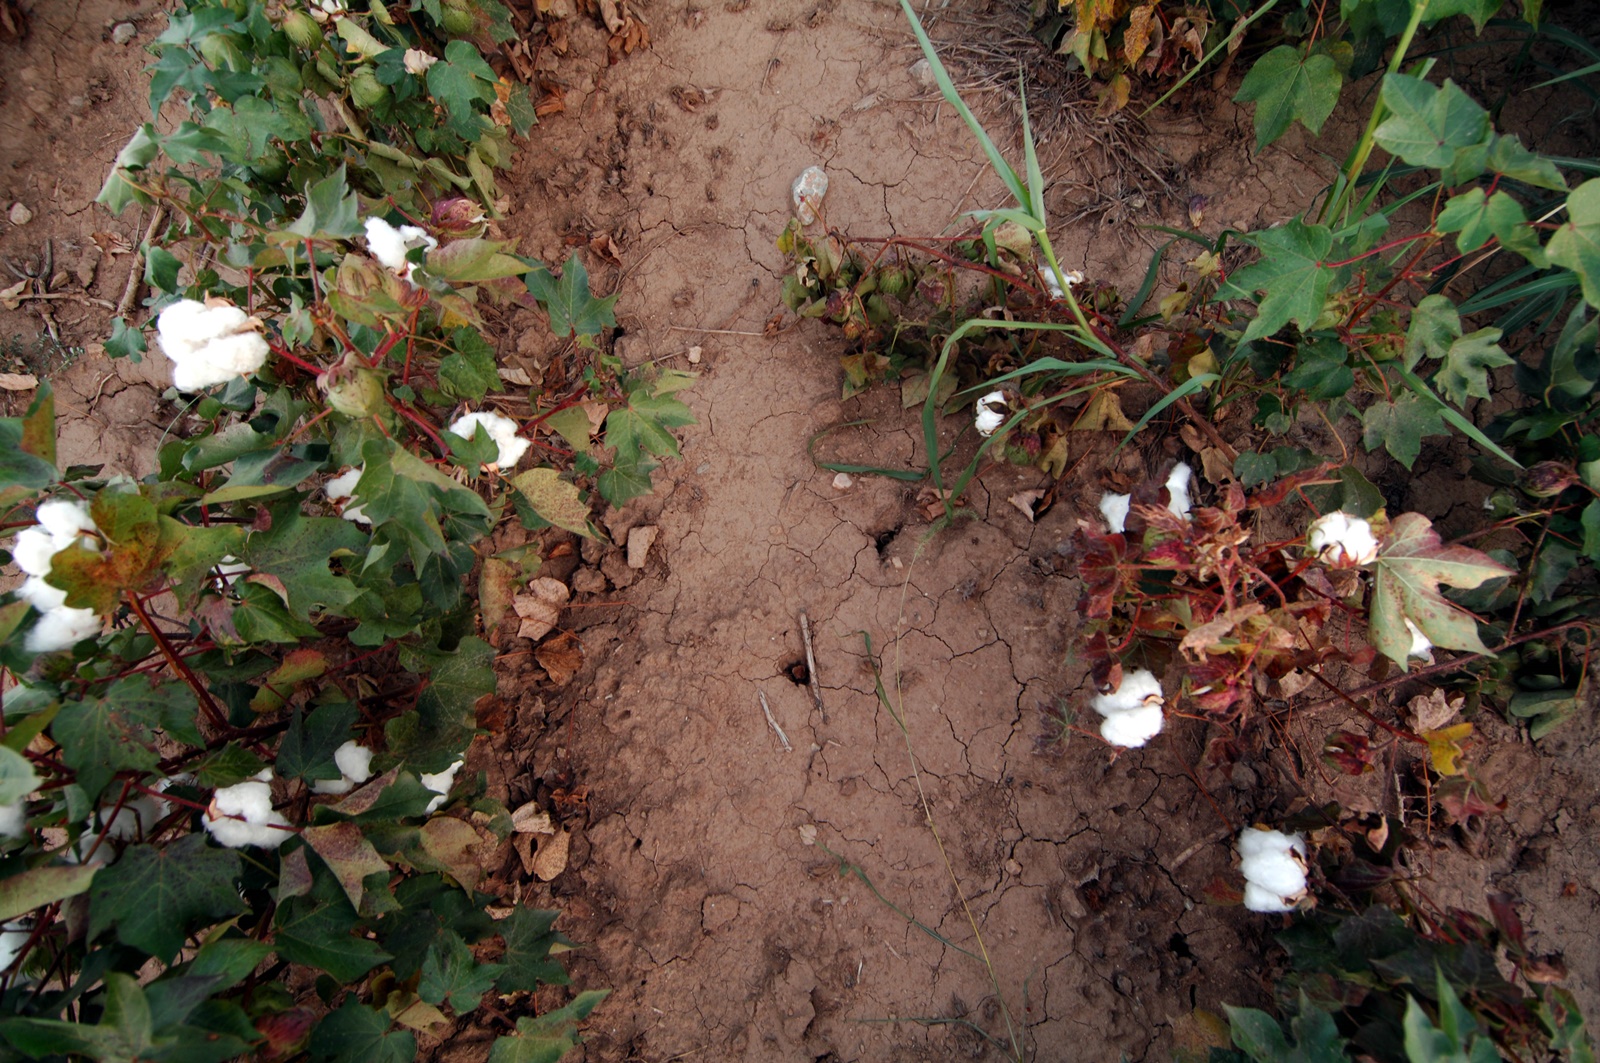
[110,21,136,45]
[831,472,853,491]
[8,203,32,226]
[791,166,827,226]
[626,525,658,569]
[909,58,935,89]
[686,345,702,364]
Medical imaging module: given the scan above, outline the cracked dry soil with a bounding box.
[5,1,1600,1061]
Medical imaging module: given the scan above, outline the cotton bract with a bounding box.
[419,759,463,814]
[1091,669,1164,748]
[974,391,1007,438]
[312,740,376,795]
[1238,827,1308,913]
[447,411,530,469]
[1307,511,1380,567]
[364,217,437,279]
[157,299,271,391]
[204,773,291,849]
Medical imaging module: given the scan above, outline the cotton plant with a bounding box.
[1091,669,1165,748]
[1238,827,1310,913]
[156,298,271,391]
[203,772,292,849]
[11,499,103,653]
[447,411,531,470]
[364,217,438,281]
[312,740,376,795]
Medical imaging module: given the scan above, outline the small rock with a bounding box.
[570,566,607,595]
[626,525,658,569]
[909,58,935,88]
[686,345,702,364]
[8,203,32,227]
[791,165,827,226]
[832,472,853,491]
[1004,858,1022,876]
[110,21,136,45]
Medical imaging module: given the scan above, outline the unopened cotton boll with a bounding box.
[447,411,530,469]
[157,298,270,391]
[974,391,1008,438]
[1238,827,1308,913]
[1166,462,1193,519]
[204,777,291,849]
[419,759,463,814]
[1307,511,1380,567]
[364,217,437,278]
[403,48,438,75]
[1099,492,1130,534]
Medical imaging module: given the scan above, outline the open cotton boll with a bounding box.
[447,411,530,469]
[973,391,1008,438]
[1307,511,1380,567]
[419,759,463,814]
[0,923,30,973]
[12,499,97,578]
[11,528,60,578]
[1092,669,1163,716]
[1099,704,1164,748]
[157,298,270,391]
[25,607,101,653]
[1405,619,1433,661]
[0,802,26,840]
[364,217,438,278]
[324,467,371,525]
[204,777,291,849]
[1099,492,1131,534]
[1166,463,1194,519]
[1243,882,1300,914]
[97,793,167,842]
[35,499,96,541]
[1238,827,1308,913]
[1039,261,1083,300]
[312,740,376,795]
[18,577,67,613]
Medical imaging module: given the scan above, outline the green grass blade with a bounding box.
[807,420,933,481]
[898,0,1029,209]
[1531,59,1600,89]
[1119,373,1218,449]
[1019,76,1046,226]
[1120,239,1173,327]
[1393,364,1524,469]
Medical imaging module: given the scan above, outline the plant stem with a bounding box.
[128,593,230,733]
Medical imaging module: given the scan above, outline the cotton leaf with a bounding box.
[1423,722,1474,776]
[1233,46,1341,150]
[1369,513,1514,665]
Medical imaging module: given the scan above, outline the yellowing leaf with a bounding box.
[1423,722,1473,776]
[1369,512,1514,665]
[1123,3,1155,64]
[1074,390,1134,432]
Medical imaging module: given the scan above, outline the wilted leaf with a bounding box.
[510,468,594,537]
[1423,722,1473,775]
[1074,390,1134,432]
[532,829,570,882]
[1369,513,1512,665]
[535,630,583,686]
[513,577,570,642]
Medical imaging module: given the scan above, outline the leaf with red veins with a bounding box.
[1369,512,1515,665]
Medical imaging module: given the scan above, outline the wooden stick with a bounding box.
[757,689,792,753]
[116,205,165,318]
[800,609,827,724]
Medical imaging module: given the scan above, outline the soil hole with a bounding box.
[873,522,902,557]
[783,658,810,685]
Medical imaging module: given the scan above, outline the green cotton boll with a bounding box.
[281,11,322,50]
[440,5,477,34]
[349,68,390,109]
[320,365,388,418]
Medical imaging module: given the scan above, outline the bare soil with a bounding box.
[3,1,1599,1061]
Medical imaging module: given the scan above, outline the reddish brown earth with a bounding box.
[3,1,1598,1061]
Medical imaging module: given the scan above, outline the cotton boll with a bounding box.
[333,741,374,785]
[10,528,59,577]
[170,333,270,391]
[1166,463,1193,519]
[204,777,291,849]
[34,500,96,542]
[0,802,26,840]
[419,759,463,814]
[364,217,437,277]
[447,412,530,469]
[974,391,1008,438]
[1099,704,1164,748]
[17,577,67,612]
[97,794,167,842]
[1307,511,1380,567]
[403,48,438,75]
[1405,619,1433,661]
[0,923,30,973]
[158,298,270,391]
[324,467,371,525]
[1099,492,1131,534]
[1039,262,1083,300]
[1243,881,1299,913]
[1092,669,1163,716]
[25,607,100,653]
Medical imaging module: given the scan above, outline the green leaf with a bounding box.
[1436,327,1512,405]
[278,702,360,783]
[0,746,39,806]
[427,239,528,283]
[97,126,160,215]
[1436,188,1527,254]
[1424,0,1502,31]
[436,327,502,403]
[1370,512,1514,665]
[596,456,655,508]
[0,973,155,1062]
[425,40,498,141]
[1374,74,1491,173]
[1485,132,1567,191]
[1508,687,1581,739]
[386,637,494,770]
[316,768,436,823]
[420,929,503,1014]
[487,991,609,1063]
[0,864,98,922]
[505,81,538,136]
[1282,338,1355,399]
[274,874,392,983]
[1222,218,1339,343]
[1548,178,1600,309]
[1362,392,1448,469]
[496,907,571,993]
[105,316,148,360]
[525,254,617,340]
[1225,1005,1290,1062]
[193,742,268,787]
[509,469,593,537]
[288,165,361,240]
[1582,498,1600,561]
[1234,46,1342,150]
[308,997,416,1063]
[89,835,246,962]
[54,678,174,800]
[242,507,367,621]
[1406,294,1462,370]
